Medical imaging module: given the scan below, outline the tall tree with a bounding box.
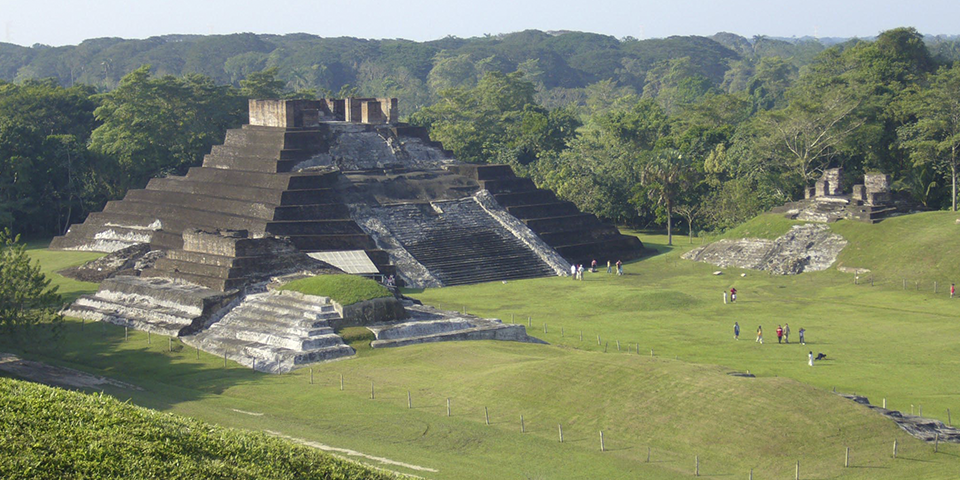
[897,64,960,211]
[637,149,699,246]
[89,65,246,190]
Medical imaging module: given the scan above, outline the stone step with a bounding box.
[506,201,581,219]
[493,189,558,207]
[478,177,536,194]
[230,300,336,321]
[96,276,229,314]
[184,166,338,190]
[203,154,297,173]
[523,213,602,234]
[122,189,278,219]
[72,296,197,328]
[537,225,622,246]
[206,321,342,350]
[272,204,353,221]
[265,219,366,236]
[94,206,268,233]
[287,234,378,252]
[148,177,334,206]
[63,303,187,337]
[141,269,243,292]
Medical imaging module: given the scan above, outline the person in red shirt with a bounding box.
[730,287,737,303]
[776,325,783,344]
[952,283,955,298]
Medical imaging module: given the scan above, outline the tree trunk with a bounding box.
[688,217,694,244]
[666,202,673,246]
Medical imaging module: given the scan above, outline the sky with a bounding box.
[1,0,958,47]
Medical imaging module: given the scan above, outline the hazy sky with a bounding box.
[1,0,957,47]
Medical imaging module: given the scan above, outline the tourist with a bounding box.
[808,351,814,367]
[607,260,612,274]
[798,327,806,345]
[783,323,791,344]
[734,322,740,340]
[616,259,623,276]
[952,283,955,298]
[730,287,737,303]
[776,325,783,344]
[756,326,763,344]
[577,264,584,281]
[591,259,597,273]
[571,263,577,279]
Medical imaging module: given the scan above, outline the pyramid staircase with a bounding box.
[374,200,557,286]
[446,164,643,265]
[50,125,395,277]
[183,291,354,373]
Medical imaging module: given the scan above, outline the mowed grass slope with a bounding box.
[9,223,960,478]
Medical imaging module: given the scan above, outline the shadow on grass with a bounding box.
[0,318,264,411]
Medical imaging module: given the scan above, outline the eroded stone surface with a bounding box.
[367,303,546,348]
[682,224,847,275]
[838,393,960,443]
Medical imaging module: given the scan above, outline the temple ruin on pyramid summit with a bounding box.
[52,98,643,372]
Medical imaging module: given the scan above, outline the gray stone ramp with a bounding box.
[62,276,235,337]
[183,291,354,373]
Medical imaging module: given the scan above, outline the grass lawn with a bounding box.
[5,220,960,478]
[280,274,392,305]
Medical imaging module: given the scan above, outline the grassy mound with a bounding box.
[717,213,804,240]
[279,274,391,305]
[0,377,394,480]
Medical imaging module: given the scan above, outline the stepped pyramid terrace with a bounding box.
[54,98,642,371]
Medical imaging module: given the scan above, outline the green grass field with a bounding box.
[280,274,392,305]
[4,214,960,478]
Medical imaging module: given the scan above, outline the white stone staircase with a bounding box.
[182,290,354,373]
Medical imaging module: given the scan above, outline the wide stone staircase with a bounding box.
[374,199,557,286]
[183,291,354,373]
[50,125,395,277]
[446,164,643,265]
[62,276,236,336]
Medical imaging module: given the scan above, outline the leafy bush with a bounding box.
[279,275,391,305]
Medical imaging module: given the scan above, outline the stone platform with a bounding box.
[367,303,546,348]
[182,290,354,374]
[682,224,848,275]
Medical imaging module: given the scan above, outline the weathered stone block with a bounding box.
[804,186,816,199]
[333,296,407,328]
[852,184,866,202]
[864,173,891,194]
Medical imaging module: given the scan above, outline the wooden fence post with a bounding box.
[370,381,375,399]
[616,340,620,351]
[558,424,563,443]
[845,447,849,467]
[124,327,128,341]
[520,414,524,433]
[795,460,799,480]
[340,373,343,391]
[893,439,898,458]
[407,391,412,409]
[543,323,547,334]
[935,433,940,452]
[484,406,489,425]
[310,368,314,384]
[948,408,952,426]
[579,330,583,341]
[447,398,451,417]
[695,455,699,476]
[599,430,604,452]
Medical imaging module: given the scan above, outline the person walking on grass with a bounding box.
[616,259,623,276]
[776,325,783,344]
[734,322,740,340]
[799,327,806,345]
[783,323,791,344]
[607,260,612,274]
[952,283,955,298]
[577,264,584,281]
[591,259,597,273]
[756,326,763,344]
[571,263,576,279]
[730,287,737,303]
[808,351,814,367]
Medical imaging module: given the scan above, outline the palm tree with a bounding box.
[639,149,699,246]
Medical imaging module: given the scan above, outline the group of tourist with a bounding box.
[570,259,623,280]
[734,321,814,366]
[735,322,806,345]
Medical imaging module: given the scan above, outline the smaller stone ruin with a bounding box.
[778,168,915,223]
[682,224,848,275]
